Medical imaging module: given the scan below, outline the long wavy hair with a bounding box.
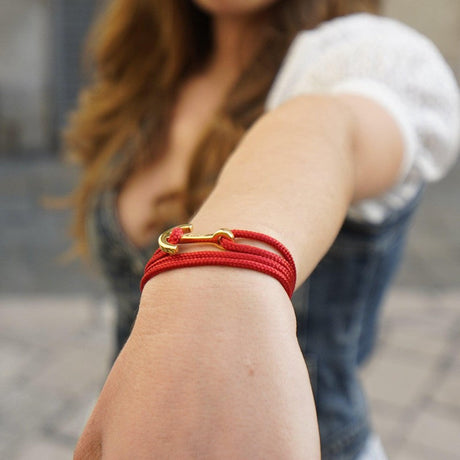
[65,0,380,255]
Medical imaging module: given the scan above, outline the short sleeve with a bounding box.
[265,13,460,223]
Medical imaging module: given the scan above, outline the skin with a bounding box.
[192,0,280,19]
[75,1,405,458]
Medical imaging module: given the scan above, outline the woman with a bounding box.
[68,0,459,458]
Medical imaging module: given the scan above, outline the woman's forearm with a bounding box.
[140,92,401,338]
[189,94,356,286]
[140,95,358,322]
[186,92,403,286]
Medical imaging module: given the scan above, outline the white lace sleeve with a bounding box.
[266,13,460,223]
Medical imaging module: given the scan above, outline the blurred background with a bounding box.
[0,0,459,459]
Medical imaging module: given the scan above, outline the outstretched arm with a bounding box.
[75,93,403,459]
[191,93,404,283]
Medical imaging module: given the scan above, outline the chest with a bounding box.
[116,75,231,247]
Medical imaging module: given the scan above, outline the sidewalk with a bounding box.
[1,288,459,459]
[1,158,459,459]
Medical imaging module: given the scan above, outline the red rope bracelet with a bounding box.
[140,225,297,298]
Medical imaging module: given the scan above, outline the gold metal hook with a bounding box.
[158,224,234,254]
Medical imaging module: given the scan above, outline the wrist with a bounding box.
[137,266,297,339]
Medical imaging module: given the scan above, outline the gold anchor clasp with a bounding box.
[158,224,234,254]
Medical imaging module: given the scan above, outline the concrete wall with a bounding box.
[384,0,460,76]
[0,0,458,156]
[0,0,52,155]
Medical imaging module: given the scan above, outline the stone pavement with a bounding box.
[1,158,459,459]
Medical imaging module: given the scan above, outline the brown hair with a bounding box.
[65,0,380,255]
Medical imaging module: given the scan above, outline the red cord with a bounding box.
[140,228,296,298]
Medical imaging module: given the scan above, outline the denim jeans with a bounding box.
[88,187,422,458]
[292,190,422,459]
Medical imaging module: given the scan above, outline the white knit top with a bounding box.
[265,13,460,223]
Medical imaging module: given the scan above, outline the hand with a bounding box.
[74,269,320,459]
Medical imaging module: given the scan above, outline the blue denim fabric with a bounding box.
[292,189,422,459]
[87,187,422,458]
[86,190,156,356]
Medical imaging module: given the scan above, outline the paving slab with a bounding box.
[366,404,405,457]
[29,341,110,398]
[0,340,37,387]
[0,296,98,348]
[404,408,460,457]
[15,440,74,460]
[393,443,460,460]
[433,363,460,413]
[361,348,435,409]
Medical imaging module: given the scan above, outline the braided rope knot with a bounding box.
[167,226,184,244]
